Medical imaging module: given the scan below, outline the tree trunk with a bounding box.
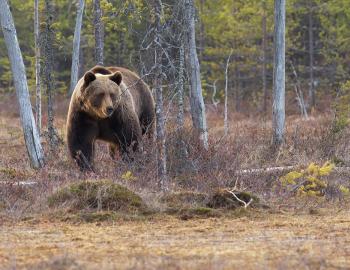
[272,0,286,146]
[0,0,44,168]
[153,0,167,190]
[93,0,104,65]
[308,5,315,111]
[224,50,233,136]
[43,0,57,150]
[69,0,85,95]
[34,0,41,134]
[184,0,208,150]
[262,0,268,114]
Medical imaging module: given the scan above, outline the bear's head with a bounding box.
[79,71,123,118]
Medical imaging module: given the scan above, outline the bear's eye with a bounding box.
[92,93,104,107]
[110,93,116,100]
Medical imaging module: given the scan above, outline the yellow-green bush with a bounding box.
[280,162,337,197]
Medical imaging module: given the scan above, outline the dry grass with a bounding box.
[1,210,350,269]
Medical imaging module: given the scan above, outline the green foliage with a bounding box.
[198,0,274,102]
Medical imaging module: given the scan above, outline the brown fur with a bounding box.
[66,66,155,171]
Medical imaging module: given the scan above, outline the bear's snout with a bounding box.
[106,106,114,117]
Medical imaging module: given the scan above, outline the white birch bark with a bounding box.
[0,0,44,168]
[272,0,286,146]
[184,0,208,150]
[34,0,41,134]
[224,50,233,136]
[93,0,104,65]
[69,0,85,95]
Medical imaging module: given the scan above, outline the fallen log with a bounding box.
[0,181,38,186]
[234,166,350,176]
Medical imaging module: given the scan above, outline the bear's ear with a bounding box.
[109,71,122,86]
[84,71,96,86]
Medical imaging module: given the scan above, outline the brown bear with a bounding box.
[66,65,155,171]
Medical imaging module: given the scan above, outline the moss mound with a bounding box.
[48,180,147,213]
[207,189,261,209]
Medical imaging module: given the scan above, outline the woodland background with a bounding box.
[1,1,350,268]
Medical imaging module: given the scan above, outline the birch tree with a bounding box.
[272,0,286,146]
[152,0,167,190]
[69,0,85,95]
[34,0,41,134]
[183,0,208,150]
[93,0,104,65]
[0,0,44,168]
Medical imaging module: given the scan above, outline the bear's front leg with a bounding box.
[67,116,98,171]
[73,141,95,171]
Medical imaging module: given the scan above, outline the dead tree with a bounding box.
[69,0,85,95]
[183,0,209,150]
[0,0,44,168]
[272,0,286,146]
[93,0,104,65]
[34,0,41,134]
[152,0,167,190]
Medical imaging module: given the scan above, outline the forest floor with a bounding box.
[1,210,350,270]
[1,95,350,269]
